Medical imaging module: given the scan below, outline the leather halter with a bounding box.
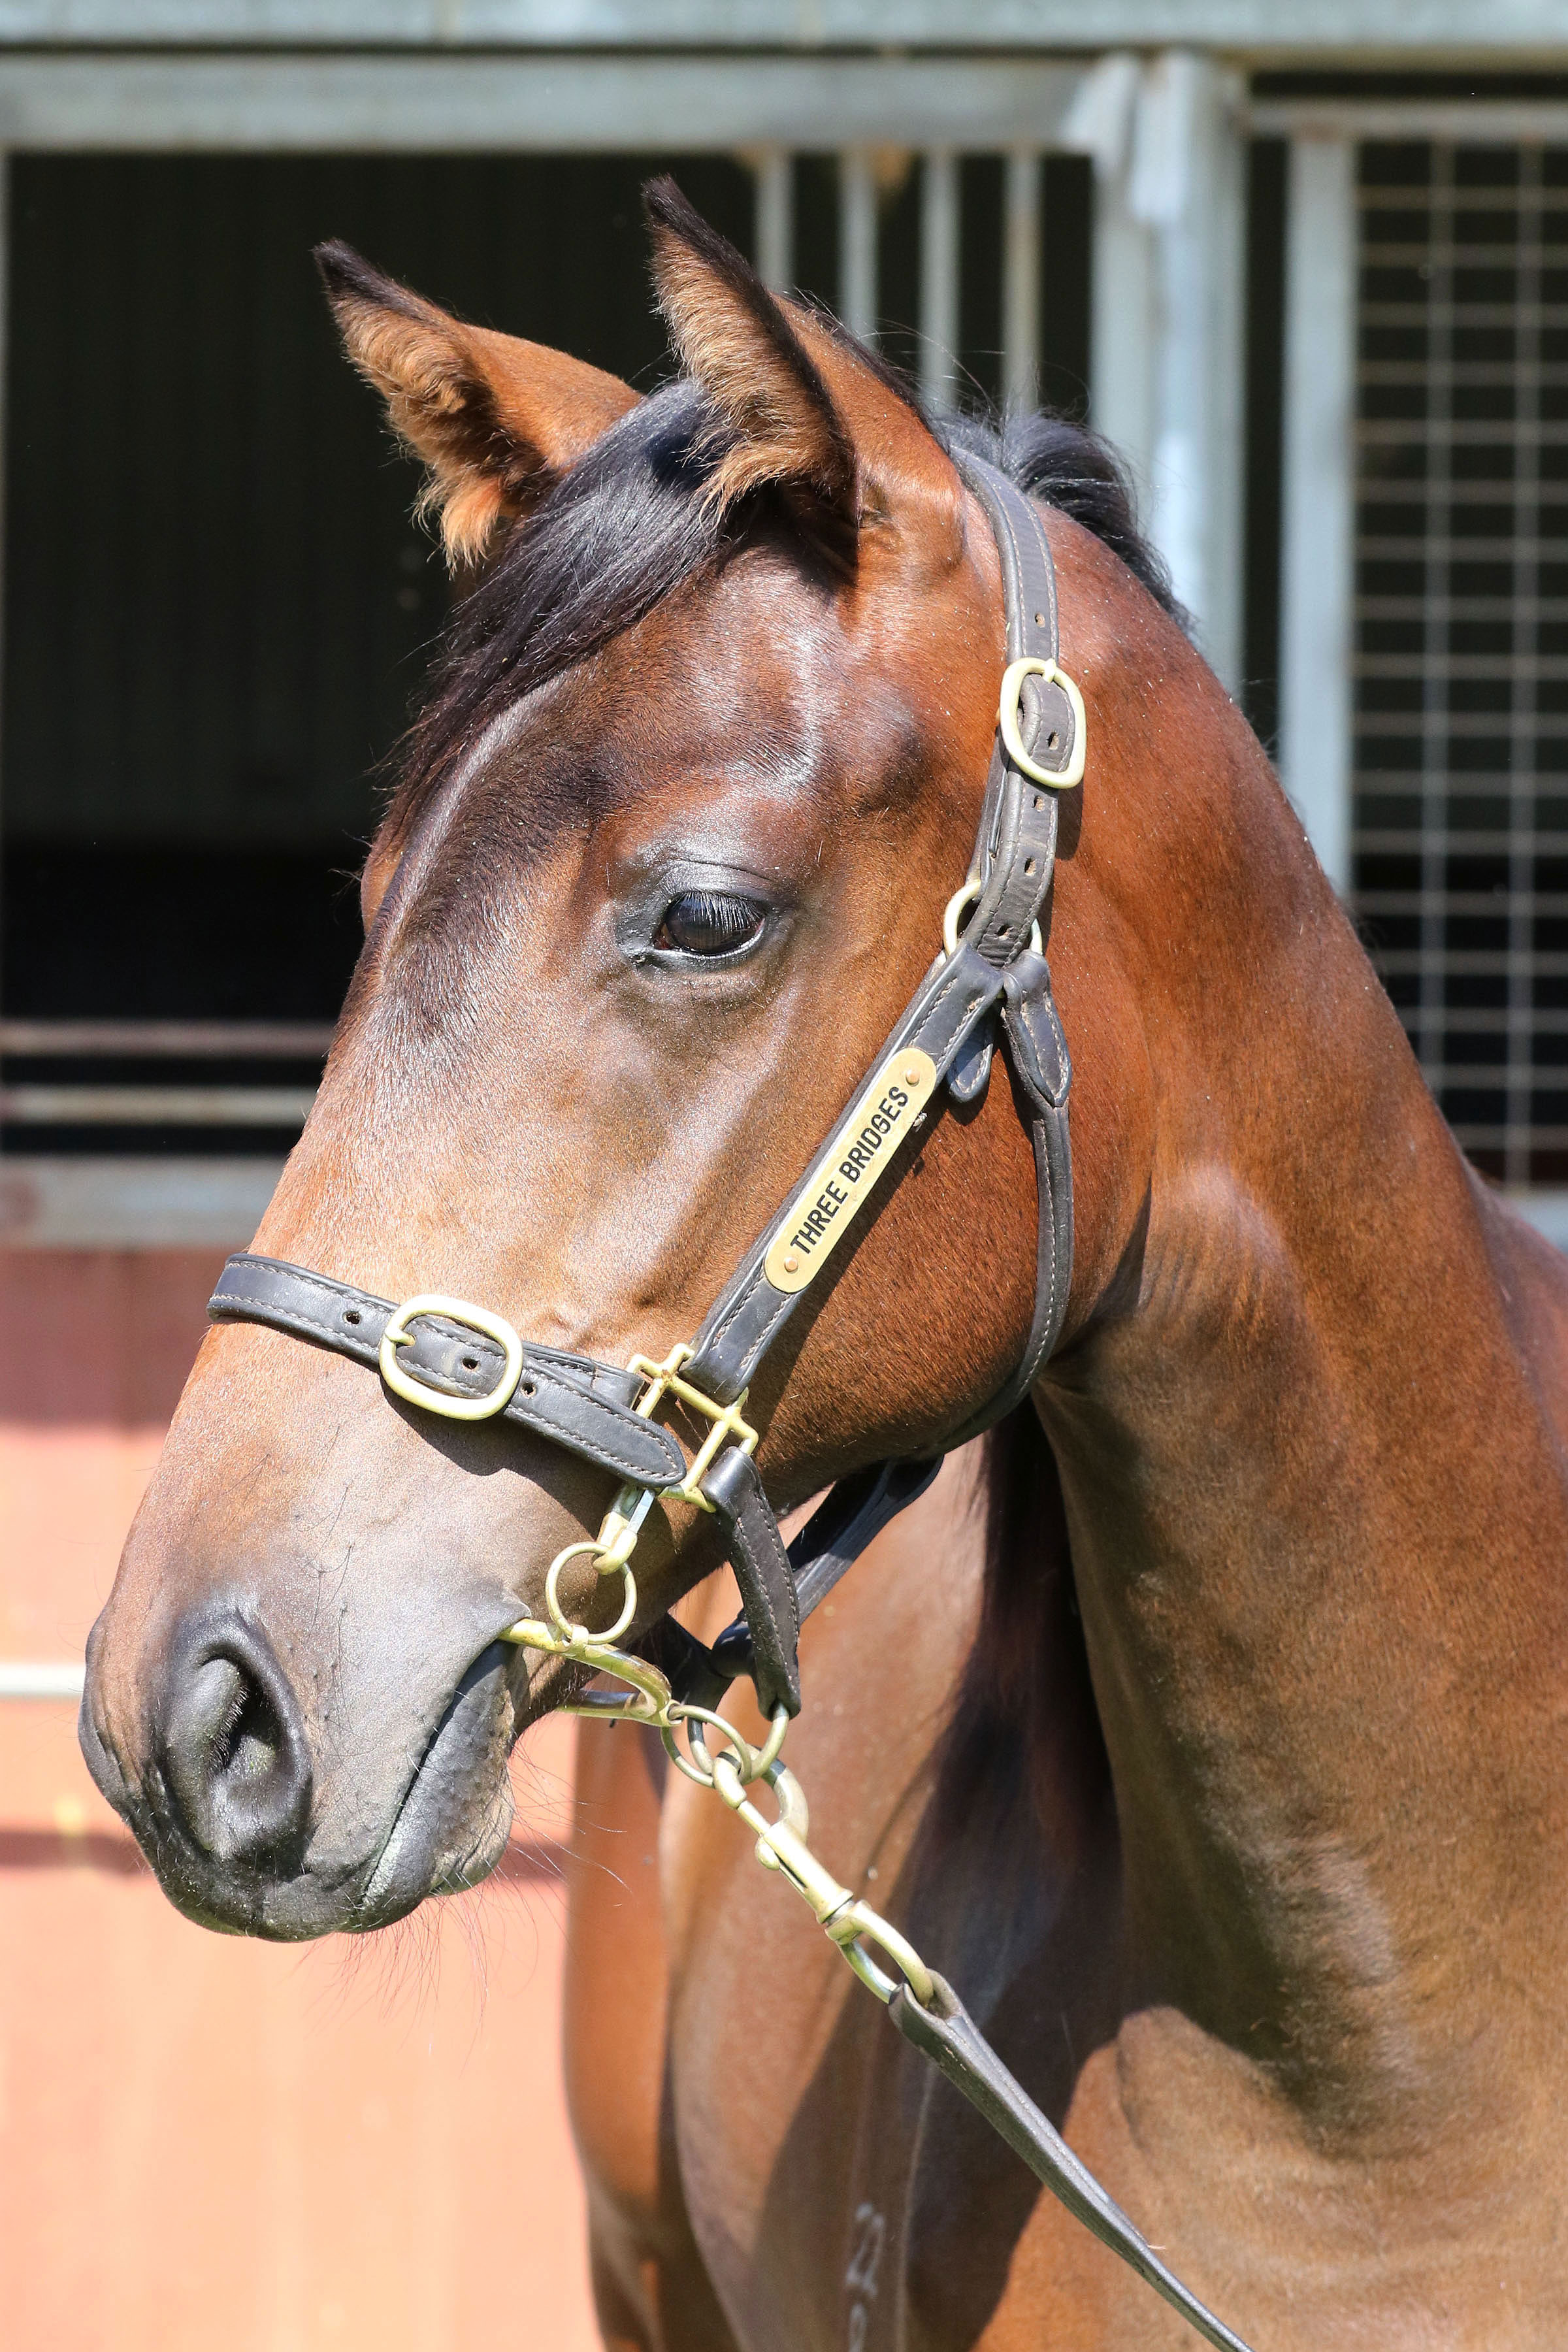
[204,455,1256,2352]
[210,451,1076,1727]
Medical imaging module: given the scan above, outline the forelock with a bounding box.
[383,378,728,853]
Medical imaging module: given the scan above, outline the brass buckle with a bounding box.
[942,879,1041,960]
[998,655,1087,790]
[378,1292,525,1422]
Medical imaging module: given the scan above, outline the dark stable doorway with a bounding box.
[0,148,1090,1152]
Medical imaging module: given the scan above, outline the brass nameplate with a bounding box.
[763,1047,939,1296]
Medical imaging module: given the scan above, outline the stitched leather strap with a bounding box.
[955,453,1073,968]
[889,1976,1255,2352]
[943,953,1074,1443]
[682,457,1073,1423]
[209,1253,687,1491]
[700,1448,803,1718]
[671,1456,944,1709]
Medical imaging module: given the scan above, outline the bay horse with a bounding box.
[79,182,1568,2349]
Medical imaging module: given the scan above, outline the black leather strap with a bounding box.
[944,954,1074,1444]
[209,1253,687,1492]
[700,1448,803,1718]
[676,1456,944,1709]
[682,456,1073,1428]
[789,1456,945,1619]
[889,1976,1256,2352]
[954,453,1073,968]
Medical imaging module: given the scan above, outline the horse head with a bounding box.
[77,184,1173,1940]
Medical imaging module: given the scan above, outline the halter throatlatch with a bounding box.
[205,457,1254,2352]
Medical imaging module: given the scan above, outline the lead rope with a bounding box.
[503,1527,1256,2352]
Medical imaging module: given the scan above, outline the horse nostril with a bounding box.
[157,1613,312,1872]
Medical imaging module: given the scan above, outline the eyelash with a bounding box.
[653,890,766,959]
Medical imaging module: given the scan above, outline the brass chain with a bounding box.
[501,1530,935,2012]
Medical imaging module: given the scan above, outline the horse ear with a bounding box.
[316,241,640,568]
[645,178,855,516]
[644,178,960,550]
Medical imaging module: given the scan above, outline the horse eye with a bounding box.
[654,891,765,958]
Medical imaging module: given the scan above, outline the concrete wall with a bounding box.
[0,1250,596,2352]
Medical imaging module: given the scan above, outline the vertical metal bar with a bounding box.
[1279,136,1356,894]
[1202,82,1249,702]
[1002,145,1041,413]
[839,148,877,342]
[920,147,960,411]
[1509,146,1543,1187]
[753,145,792,293]
[1132,52,1247,693]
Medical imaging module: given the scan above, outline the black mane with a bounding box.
[385,362,1180,847]
[939,408,1183,627]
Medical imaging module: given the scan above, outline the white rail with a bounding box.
[0,1085,318,1126]
[0,1661,85,1699]
[0,1019,334,1055]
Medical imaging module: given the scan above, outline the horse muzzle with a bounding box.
[78,1601,522,1939]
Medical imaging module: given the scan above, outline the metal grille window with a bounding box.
[1354,140,1568,1186]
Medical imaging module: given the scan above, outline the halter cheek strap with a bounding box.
[681,451,1073,1410]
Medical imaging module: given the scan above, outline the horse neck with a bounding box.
[1037,639,1568,2147]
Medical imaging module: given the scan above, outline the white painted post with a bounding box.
[1091,179,1156,488]
[0,1661,86,1700]
[839,148,877,341]
[1002,145,1041,412]
[1079,55,1158,528]
[753,144,792,291]
[921,146,960,411]
[1280,136,1357,894]
[1125,50,1247,694]
[1201,84,1247,702]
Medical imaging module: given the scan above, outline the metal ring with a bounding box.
[662,1701,790,1789]
[998,656,1087,791]
[827,1899,937,2009]
[941,880,1043,962]
[379,1292,525,1422]
[544,1541,638,1646]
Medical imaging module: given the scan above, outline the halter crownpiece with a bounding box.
[204,457,1256,2352]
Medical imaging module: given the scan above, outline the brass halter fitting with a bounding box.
[378,1292,526,1420]
[500,1564,930,2012]
[624,1341,759,1512]
[997,655,1087,790]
